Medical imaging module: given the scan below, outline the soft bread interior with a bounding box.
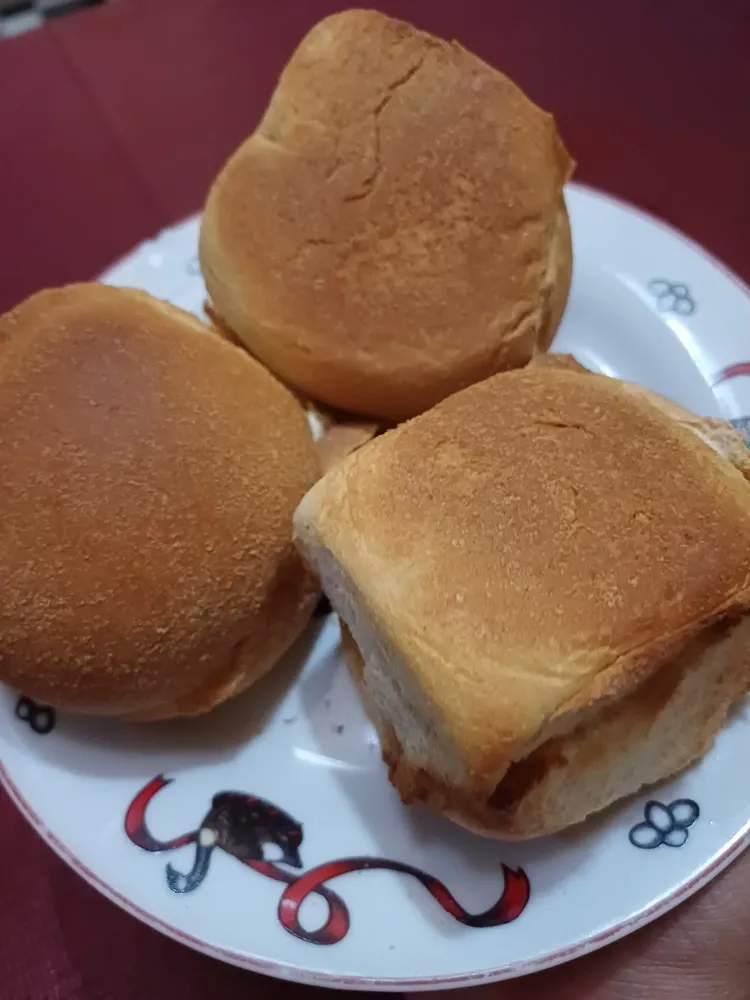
[298,527,470,789]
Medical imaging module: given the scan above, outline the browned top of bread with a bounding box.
[295,366,750,787]
[200,8,573,421]
[0,284,320,715]
[535,354,750,481]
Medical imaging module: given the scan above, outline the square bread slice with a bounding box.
[294,365,750,836]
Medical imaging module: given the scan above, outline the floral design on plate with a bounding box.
[648,279,695,316]
[125,776,530,945]
[14,696,56,735]
[629,799,700,849]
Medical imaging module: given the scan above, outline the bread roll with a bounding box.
[294,365,750,837]
[200,9,573,422]
[0,284,320,719]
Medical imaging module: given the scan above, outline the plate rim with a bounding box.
[3,182,750,991]
[569,181,750,301]
[3,753,749,991]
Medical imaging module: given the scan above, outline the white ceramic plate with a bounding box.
[2,183,749,991]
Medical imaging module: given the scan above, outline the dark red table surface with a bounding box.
[1,1,749,997]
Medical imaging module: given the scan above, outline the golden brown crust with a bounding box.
[200,9,573,421]
[296,366,750,796]
[0,284,320,718]
[532,354,750,481]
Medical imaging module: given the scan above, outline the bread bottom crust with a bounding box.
[341,618,750,839]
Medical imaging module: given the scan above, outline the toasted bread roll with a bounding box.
[200,9,573,422]
[295,366,750,836]
[0,284,320,719]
